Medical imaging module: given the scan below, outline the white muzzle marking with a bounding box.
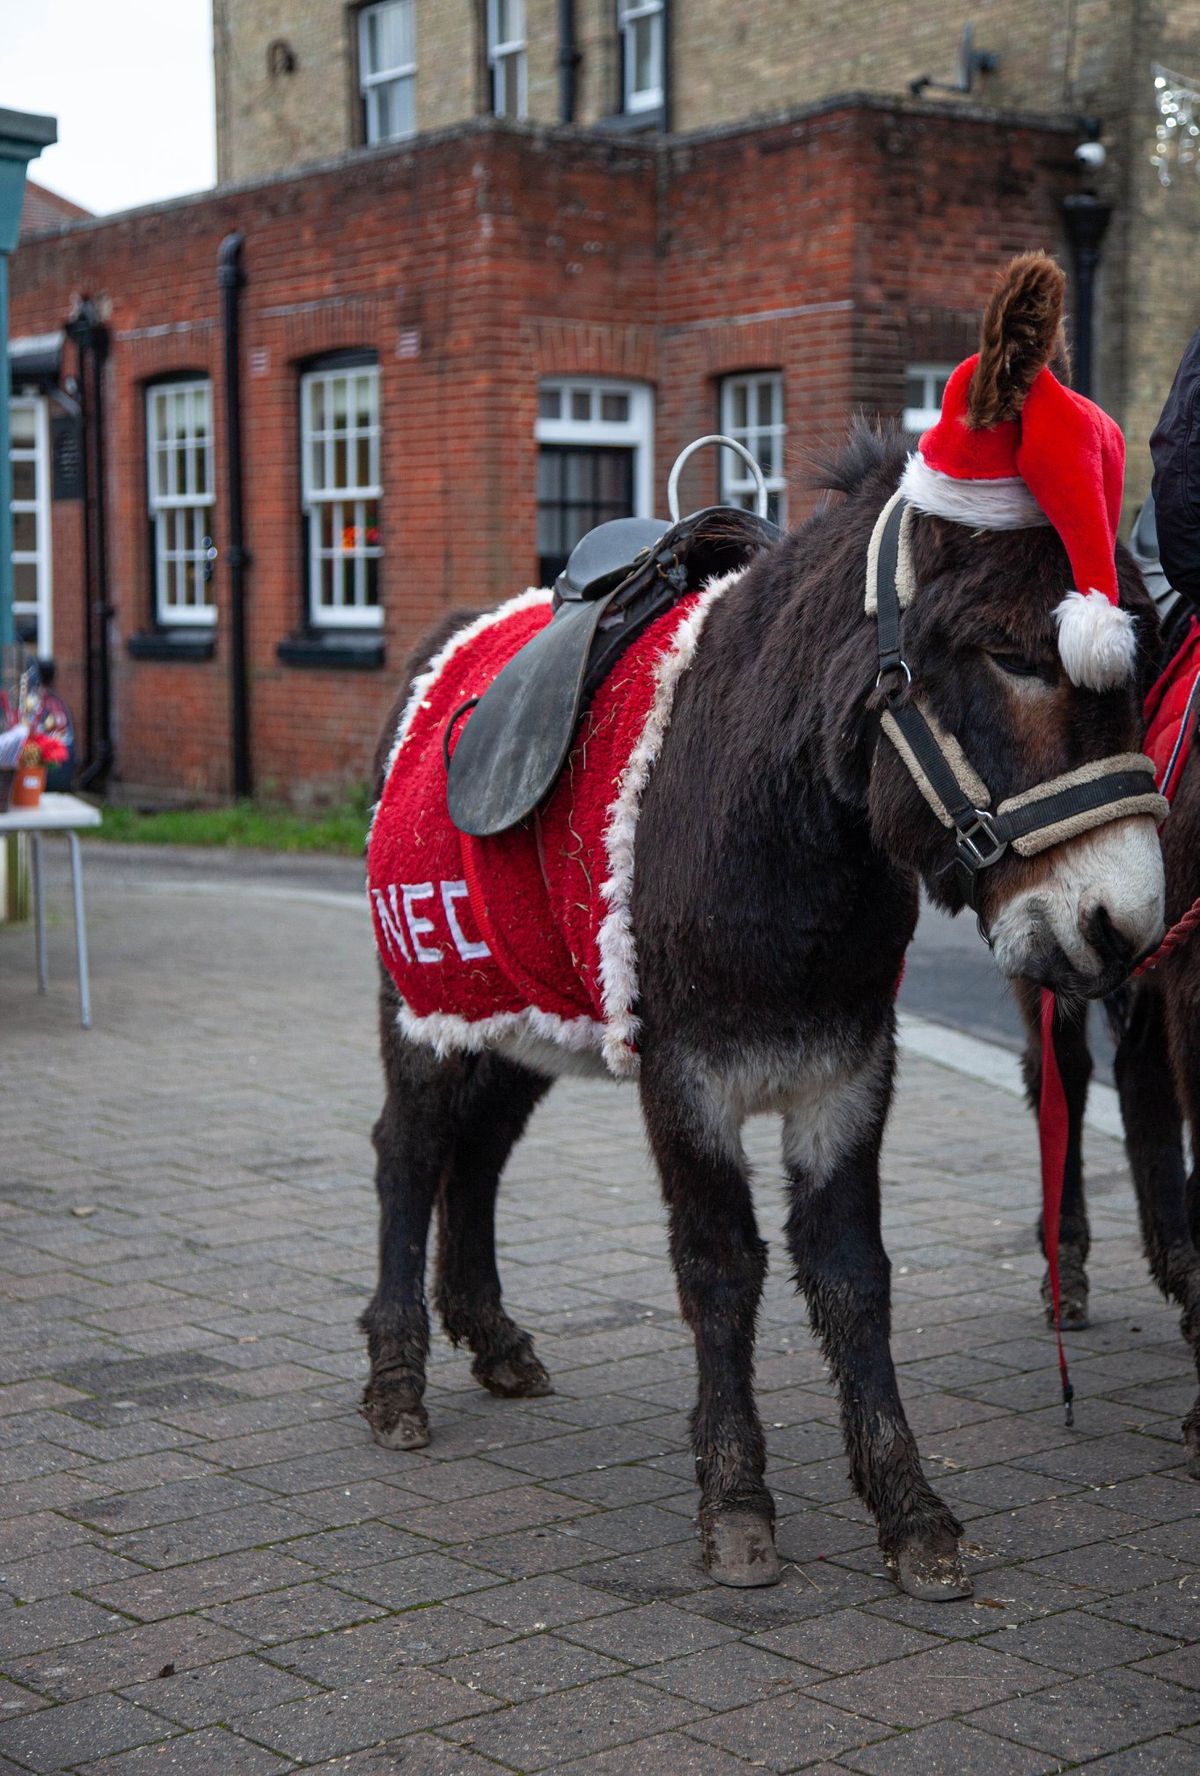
[988,816,1164,982]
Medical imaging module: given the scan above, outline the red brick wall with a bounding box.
[10,103,1074,804]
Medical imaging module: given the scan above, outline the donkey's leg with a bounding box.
[1015,980,1091,1328]
[641,1061,777,1587]
[359,991,464,1451]
[433,1052,554,1399]
[784,1037,971,1601]
[1124,985,1200,1474]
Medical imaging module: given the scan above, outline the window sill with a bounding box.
[128,628,216,662]
[277,630,386,670]
[597,106,665,135]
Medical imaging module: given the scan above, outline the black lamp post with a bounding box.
[1061,192,1112,401]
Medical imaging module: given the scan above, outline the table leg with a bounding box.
[32,834,47,993]
[68,831,91,1030]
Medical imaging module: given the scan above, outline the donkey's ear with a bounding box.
[967,252,1067,429]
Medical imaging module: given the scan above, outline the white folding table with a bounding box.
[0,792,102,1028]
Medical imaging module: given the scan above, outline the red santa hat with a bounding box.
[898,257,1134,693]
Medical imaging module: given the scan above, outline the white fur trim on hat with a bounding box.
[899,453,1050,531]
[1054,589,1137,691]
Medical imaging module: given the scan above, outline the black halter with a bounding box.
[871,495,1166,913]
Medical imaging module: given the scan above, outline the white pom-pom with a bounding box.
[1054,589,1136,691]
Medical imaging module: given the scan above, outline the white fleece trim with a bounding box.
[1054,589,1137,691]
[899,453,1050,531]
[596,569,741,1078]
[367,586,553,843]
[395,999,606,1061]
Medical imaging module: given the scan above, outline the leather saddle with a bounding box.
[446,505,781,838]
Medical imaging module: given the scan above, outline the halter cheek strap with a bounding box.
[867,494,1167,911]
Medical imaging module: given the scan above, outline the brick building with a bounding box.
[10,1,1197,804]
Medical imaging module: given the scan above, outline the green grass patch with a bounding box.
[84,793,370,856]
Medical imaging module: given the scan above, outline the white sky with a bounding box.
[6,0,215,216]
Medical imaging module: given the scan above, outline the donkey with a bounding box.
[359,258,1164,1600]
[1011,748,1200,1476]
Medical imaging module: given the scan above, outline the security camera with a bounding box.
[1074,139,1106,169]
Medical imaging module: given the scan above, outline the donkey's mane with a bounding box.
[811,418,909,504]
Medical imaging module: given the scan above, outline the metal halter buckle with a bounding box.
[874,658,912,700]
[956,810,1007,871]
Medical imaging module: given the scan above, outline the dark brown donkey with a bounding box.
[1012,739,1200,1477]
[360,262,1164,1600]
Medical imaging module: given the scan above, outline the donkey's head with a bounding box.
[861,255,1165,998]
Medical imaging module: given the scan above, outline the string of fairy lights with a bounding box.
[1152,63,1200,185]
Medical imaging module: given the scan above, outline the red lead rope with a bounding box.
[1038,989,1075,1426]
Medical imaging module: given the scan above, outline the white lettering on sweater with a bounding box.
[372,879,491,966]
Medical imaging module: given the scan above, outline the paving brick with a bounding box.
[262,1608,512,1685]
[3,1618,251,1702]
[202,1580,388,1644]
[242,1671,496,1761]
[642,1640,816,1708]
[434,1632,623,1701]
[978,1609,1178,1675]
[841,1719,1058,1775]
[74,1725,292,1775]
[808,1639,1053,1728]
[752,1606,940,1674]
[547,1733,770,1776]
[82,1550,319,1621]
[0,1693,171,1771]
[687,1691,890,1771]
[436,1675,704,1770]
[560,1601,738,1666]
[965,1668,1200,1761]
[120,1653,320,1726]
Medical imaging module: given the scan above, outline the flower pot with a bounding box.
[11,765,45,809]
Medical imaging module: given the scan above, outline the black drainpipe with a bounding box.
[218,232,251,800]
[558,0,577,122]
[1061,191,1111,402]
[65,300,113,791]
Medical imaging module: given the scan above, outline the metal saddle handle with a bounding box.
[668,434,770,522]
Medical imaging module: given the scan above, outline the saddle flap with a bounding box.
[555,517,671,602]
[446,593,614,838]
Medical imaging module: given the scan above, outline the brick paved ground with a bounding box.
[0,845,1197,1774]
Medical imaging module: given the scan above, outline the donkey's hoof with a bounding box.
[890,1540,973,1601]
[473,1351,554,1398]
[1183,1412,1200,1480]
[361,1391,430,1450]
[703,1511,780,1588]
[1041,1265,1089,1330]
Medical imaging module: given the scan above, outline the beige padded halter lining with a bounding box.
[880,702,989,825]
[864,490,917,615]
[997,753,1169,855]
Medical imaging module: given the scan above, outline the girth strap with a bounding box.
[868,494,1167,909]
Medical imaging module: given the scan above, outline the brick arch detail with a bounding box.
[524,318,657,385]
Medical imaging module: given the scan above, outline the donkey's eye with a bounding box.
[989,652,1047,680]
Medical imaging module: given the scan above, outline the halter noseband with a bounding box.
[869,493,1167,914]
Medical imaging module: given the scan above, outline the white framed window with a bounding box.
[719,372,787,528]
[359,0,416,144]
[301,361,382,628]
[903,363,954,434]
[146,379,215,627]
[619,0,664,113]
[535,379,654,585]
[10,395,53,656]
[488,0,527,119]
